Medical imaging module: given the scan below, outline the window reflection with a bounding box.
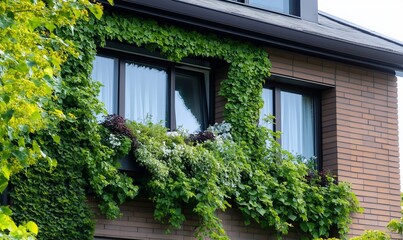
[92,53,210,132]
[175,70,206,132]
[249,0,289,14]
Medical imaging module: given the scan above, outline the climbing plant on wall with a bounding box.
[9,6,361,240]
[0,0,110,238]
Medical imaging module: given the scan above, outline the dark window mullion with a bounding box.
[199,75,208,130]
[118,60,126,117]
[289,0,300,16]
[169,67,176,130]
[274,87,281,144]
[208,71,214,126]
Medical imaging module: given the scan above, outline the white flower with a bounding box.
[166,131,179,137]
[108,133,121,147]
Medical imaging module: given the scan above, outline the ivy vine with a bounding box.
[10,8,361,240]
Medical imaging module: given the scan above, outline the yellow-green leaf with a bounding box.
[47,157,57,169]
[26,221,38,235]
[44,67,53,77]
[51,135,60,144]
[88,5,103,20]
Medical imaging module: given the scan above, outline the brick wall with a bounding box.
[268,47,401,237]
[92,47,401,239]
[91,198,304,240]
[214,65,227,123]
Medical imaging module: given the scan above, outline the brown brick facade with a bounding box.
[91,198,303,240]
[93,47,401,239]
[269,47,401,237]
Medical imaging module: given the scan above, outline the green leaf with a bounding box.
[288,214,297,221]
[17,137,25,147]
[0,177,8,194]
[2,94,10,104]
[0,206,12,216]
[0,166,11,193]
[88,5,103,20]
[32,140,40,153]
[45,22,56,32]
[12,147,29,165]
[26,221,39,235]
[256,208,266,216]
[52,135,60,144]
[44,67,54,77]
[2,109,14,123]
[47,157,57,169]
[30,111,41,122]
[0,11,14,29]
[0,213,17,232]
[28,17,42,31]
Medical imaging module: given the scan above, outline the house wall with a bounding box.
[214,65,227,123]
[268,47,401,237]
[91,198,304,240]
[92,47,401,239]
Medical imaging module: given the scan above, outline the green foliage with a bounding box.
[387,193,403,234]
[8,0,136,239]
[0,206,38,239]
[301,179,362,239]
[11,160,94,239]
[0,0,104,193]
[122,120,361,239]
[0,0,109,239]
[232,126,361,239]
[128,121,244,239]
[8,6,362,240]
[349,230,391,240]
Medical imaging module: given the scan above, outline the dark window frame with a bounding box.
[262,80,322,169]
[96,47,213,132]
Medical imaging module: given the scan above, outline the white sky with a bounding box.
[318,0,403,188]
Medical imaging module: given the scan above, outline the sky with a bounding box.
[318,0,403,188]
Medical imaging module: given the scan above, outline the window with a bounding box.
[228,0,300,16]
[91,49,211,132]
[259,83,320,162]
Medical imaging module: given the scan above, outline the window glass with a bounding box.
[281,91,314,159]
[175,69,206,132]
[259,88,274,130]
[92,52,210,132]
[124,62,168,124]
[249,0,289,13]
[91,56,118,115]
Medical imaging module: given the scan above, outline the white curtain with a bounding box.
[259,88,274,130]
[125,63,167,125]
[281,91,314,158]
[91,56,118,115]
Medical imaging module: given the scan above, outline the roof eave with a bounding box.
[107,0,403,73]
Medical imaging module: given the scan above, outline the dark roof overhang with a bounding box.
[105,0,403,73]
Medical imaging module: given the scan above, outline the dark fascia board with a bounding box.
[108,0,403,73]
